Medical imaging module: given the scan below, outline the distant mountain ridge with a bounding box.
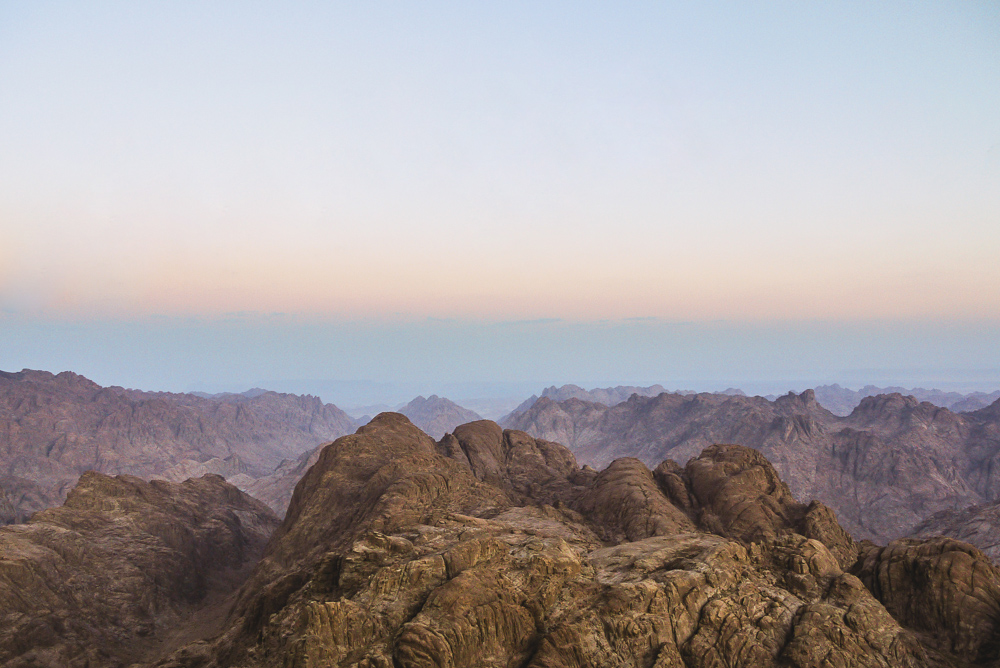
[541,383,671,404]
[503,383,747,422]
[504,382,1000,421]
[813,383,1000,416]
[506,389,1000,543]
[0,369,357,522]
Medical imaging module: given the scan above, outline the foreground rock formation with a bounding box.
[0,472,279,667]
[506,390,1000,542]
[150,413,1000,668]
[0,369,356,523]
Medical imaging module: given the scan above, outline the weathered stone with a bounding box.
[150,414,999,668]
[0,472,278,667]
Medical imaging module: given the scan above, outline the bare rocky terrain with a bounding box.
[0,369,357,523]
[506,390,1000,543]
[138,413,1000,668]
[398,395,483,440]
[910,499,1000,564]
[0,471,279,667]
[0,413,998,666]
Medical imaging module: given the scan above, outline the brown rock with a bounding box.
[507,389,1000,542]
[855,537,1000,663]
[0,471,279,667]
[0,368,357,522]
[150,415,989,668]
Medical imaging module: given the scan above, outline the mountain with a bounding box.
[501,384,726,423]
[540,383,670,404]
[505,390,1000,543]
[0,369,357,522]
[501,393,540,422]
[146,413,1000,668]
[397,394,482,439]
[0,471,278,666]
[909,499,1000,564]
[240,443,327,515]
[814,383,1000,416]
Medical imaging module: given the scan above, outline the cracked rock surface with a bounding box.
[154,413,1000,668]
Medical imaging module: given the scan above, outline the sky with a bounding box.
[1,1,998,403]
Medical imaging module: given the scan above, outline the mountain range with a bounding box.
[7,370,1000,543]
[812,383,1000,416]
[505,390,1000,543]
[0,369,357,523]
[4,413,1000,667]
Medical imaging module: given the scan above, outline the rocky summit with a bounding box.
[131,413,1000,668]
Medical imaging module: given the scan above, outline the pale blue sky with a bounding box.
[0,2,998,398]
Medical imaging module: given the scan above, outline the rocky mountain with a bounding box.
[502,384,740,423]
[814,383,1000,416]
[502,393,540,421]
[0,471,279,667]
[240,444,327,515]
[145,413,1000,668]
[540,383,670,404]
[505,390,1000,543]
[0,369,357,523]
[909,499,1000,564]
[398,395,482,440]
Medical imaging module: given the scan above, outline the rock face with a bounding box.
[506,390,1000,542]
[240,443,328,516]
[398,397,483,440]
[855,538,1000,663]
[0,471,279,667]
[0,369,357,523]
[153,413,1000,668]
[909,499,1000,564]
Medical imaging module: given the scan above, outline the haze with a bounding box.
[1,2,998,399]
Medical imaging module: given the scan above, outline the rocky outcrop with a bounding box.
[855,538,1000,663]
[908,498,1000,564]
[0,369,357,523]
[399,396,483,440]
[507,390,1000,542]
[153,413,1000,668]
[0,471,279,667]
